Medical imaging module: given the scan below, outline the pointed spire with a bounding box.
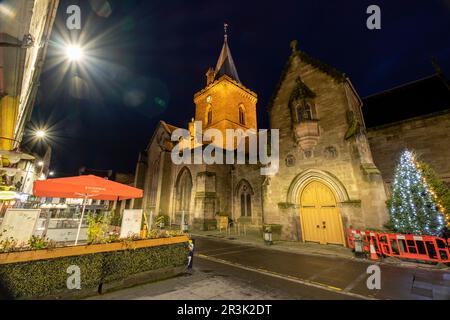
[214,23,241,83]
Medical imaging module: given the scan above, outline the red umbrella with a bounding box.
[33,175,143,244]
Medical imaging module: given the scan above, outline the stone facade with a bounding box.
[368,110,450,185]
[133,39,448,245]
[264,44,388,240]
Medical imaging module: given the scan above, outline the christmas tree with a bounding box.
[387,150,445,236]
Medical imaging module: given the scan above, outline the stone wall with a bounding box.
[367,110,450,184]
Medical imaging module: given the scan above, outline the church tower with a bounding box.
[193,26,258,142]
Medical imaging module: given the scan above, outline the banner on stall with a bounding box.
[120,209,143,239]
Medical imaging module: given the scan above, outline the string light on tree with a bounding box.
[387,150,445,236]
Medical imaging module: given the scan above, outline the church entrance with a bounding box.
[299,181,345,245]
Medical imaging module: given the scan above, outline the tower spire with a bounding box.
[224,23,229,42]
[214,23,240,83]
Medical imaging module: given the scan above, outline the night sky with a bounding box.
[30,0,450,177]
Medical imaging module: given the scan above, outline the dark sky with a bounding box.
[30,0,450,177]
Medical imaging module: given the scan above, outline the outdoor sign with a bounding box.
[0,209,41,244]
[120,209,143,239]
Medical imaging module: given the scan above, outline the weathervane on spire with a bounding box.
[224,23,229,41]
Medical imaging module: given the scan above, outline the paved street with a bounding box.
[91,237,450,300]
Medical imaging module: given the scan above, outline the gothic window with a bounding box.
[206,105,213,126]
[176,168,192,213]
[297,102,313,122]
[149,159,160,207]
[237,181,253,217]
[238,104,246,125]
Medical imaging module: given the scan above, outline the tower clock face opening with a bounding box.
[206,95,212,103]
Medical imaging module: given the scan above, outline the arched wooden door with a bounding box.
[299,181,345,245]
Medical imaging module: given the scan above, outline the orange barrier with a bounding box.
[378,233,450,263]
[346,229,382,256]
[346,228,450,264]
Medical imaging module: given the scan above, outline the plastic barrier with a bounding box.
[346,229,382,255]
[378,233,450,263]
[346,228,450,264]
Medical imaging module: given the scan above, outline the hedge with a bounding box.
[0,243,188,300]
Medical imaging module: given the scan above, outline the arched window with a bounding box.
[237,180,253,217]
[176,168,192,213]
[238,105,246,125]
[297,102,313,122]
[149,159,160,207]
[206,105,213,126]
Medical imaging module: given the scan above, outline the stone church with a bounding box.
[133,35,450,246]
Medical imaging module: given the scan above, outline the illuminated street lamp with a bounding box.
[37,161,44,167]
[35,130,46,139]
[49,171,55,177]
[65,44,83,62]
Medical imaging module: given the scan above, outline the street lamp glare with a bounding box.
[35,130,46,138]
[65,45,83,61]
[37,161,44,167]
[49,171,55,176]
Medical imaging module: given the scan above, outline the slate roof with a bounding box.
[214,37,240,83]
[362,73,450,128]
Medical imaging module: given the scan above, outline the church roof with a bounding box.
[214,37,240,83]
[363,73,450,128]
[268,40,346,111]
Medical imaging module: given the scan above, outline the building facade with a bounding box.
[134,37,450,246]
[0,0,58,208]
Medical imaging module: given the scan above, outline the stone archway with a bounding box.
[287,169,349,246]
[287,169,350,204]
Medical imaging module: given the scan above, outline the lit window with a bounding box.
[206,105,213,125]
[239,105,245,125]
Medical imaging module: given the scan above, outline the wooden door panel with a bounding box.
[300,181,344,246]
[301,208,321,243]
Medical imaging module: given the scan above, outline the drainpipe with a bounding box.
[261,176,269,226]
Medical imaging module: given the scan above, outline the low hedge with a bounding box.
[0,242,188,300]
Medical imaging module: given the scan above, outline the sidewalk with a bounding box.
[191,230,450,271]
[88,269,290,300]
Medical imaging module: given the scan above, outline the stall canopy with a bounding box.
[33,175,143,200]
[33,175,143,245]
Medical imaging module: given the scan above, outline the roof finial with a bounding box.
[290,40,298,53]
[224,23,229,41]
